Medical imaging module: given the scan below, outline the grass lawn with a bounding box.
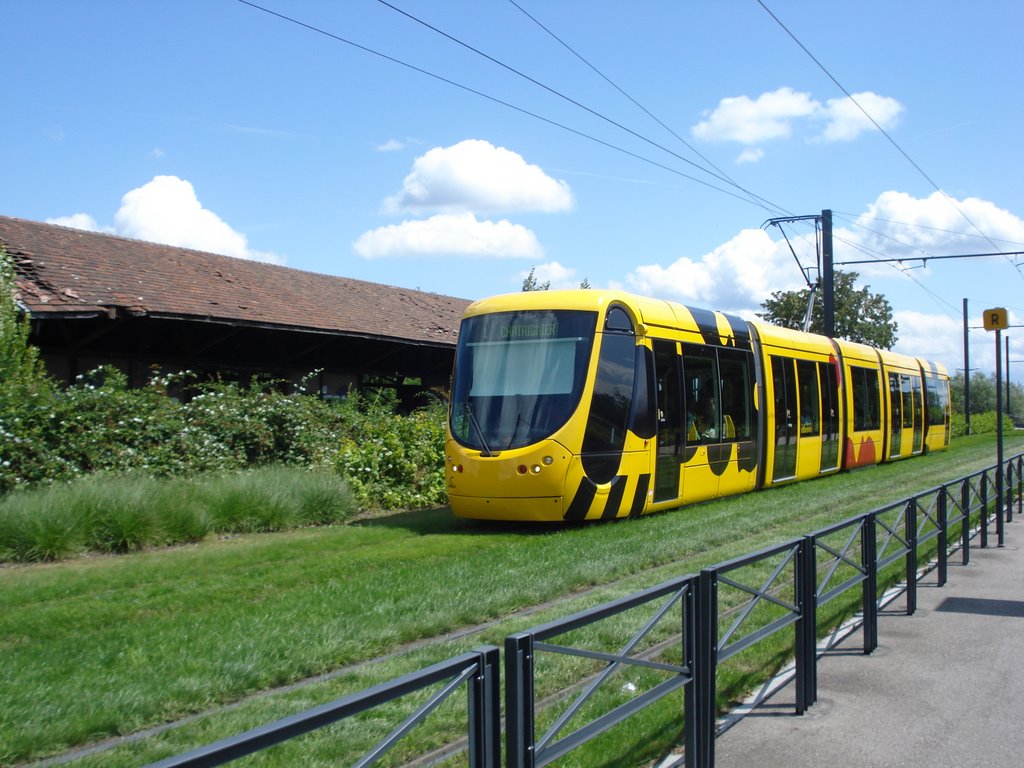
[1,434,1019,766]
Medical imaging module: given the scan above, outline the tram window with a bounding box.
[818,361,840,439]
[796,360,820,436]
[719,349,753,441]
[682,346,720,443]
[926,375,949,426]
[605,306,634,333]
[851,365,881,431]
[901,375,914,429]
[628,344,657,439]
[581,329,636,483]
[818,360,840,470]
[889,373,902,433]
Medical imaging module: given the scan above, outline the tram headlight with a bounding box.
[542,455,553,466]
[531,465,542,474]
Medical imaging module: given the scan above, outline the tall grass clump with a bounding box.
[0,488,81,561]
[0,466,356,563]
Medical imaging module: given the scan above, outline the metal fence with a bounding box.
[147,453,1022,768]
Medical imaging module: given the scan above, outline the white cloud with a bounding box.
[821,91,903,142]
[113,176,285,264]
[48,176,284,264]
[46,213,113,233]
[353,212,542,259]
[625,228,806,312]
[374,138,405,152]
[691,87,905,153]
[845,190,1024,262]
[892,310,962,371]
[736,147,765,164]
[691,87,818,144]
[382,139,573,215]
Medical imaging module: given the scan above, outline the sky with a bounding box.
[3,0,1023,379]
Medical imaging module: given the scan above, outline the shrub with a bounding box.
[952,410,1015,439]
[332,396,447,510]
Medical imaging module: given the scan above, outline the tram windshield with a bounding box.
[450,310,597,452]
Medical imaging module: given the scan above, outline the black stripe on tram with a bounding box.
[629,473,651,517]
[601,476,628,520]
[564,478,596,521]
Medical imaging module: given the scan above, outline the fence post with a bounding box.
[937,486,948,587]
[905,498,917,616]
[980,472,989,549]
[694,568,718,768]
[1011,456,1019,524]
[861,513,878,654]
[1007,460,1015,524]
[682,577,698,768]
[960,478,971,565]
[795,537,817,714]
[468,646,501,768]
[504,633,535,768]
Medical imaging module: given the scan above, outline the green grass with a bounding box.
[0,434,1018,766]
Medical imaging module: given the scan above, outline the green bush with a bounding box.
[0,366,447,507]
[3,244,449,517]
[951,410,1015,439]
[333,396,447,510]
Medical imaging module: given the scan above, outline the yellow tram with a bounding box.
[445,290,950,522]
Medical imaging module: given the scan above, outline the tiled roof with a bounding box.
[0,215,471,347]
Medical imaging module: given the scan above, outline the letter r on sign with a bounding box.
[983,307,1008,331]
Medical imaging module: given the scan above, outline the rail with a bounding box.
[146,453,1022,768]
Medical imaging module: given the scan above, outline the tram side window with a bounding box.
[796,360,820,436]
[682,346,720,443]
[581,309,636,483]
[818,361,840,440]
[901,375,914,429]
[925,375,949,426]
[889,373,902,433]
[719,349,753,441]
[851,365,881,431]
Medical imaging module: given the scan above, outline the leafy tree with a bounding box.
[0,247,50,402]
[521,266,551,291]
[949,370,1024,423]
[521,267,591,291]
[758,270,898,348]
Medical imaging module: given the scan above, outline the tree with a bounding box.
[0,247,50,402]
[521,267,591,291]
[521,266,550,291]
[758,270,898,348]
[949,370,1024,421]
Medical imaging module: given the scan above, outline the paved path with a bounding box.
[713,528,1024,767]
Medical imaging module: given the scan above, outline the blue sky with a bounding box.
[3,0,1022,377]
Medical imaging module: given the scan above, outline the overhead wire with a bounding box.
[503,0,754,206]
[236,0,785,211]
[755,0,1023,281]
[376,0,790,217]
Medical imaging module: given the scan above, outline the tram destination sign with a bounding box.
[983,307,1008,331]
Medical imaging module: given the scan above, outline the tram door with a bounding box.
[771,358,798,481]
[653,340,683,503]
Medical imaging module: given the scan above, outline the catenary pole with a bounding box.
[963,299,971,436]
[821,209,834,339]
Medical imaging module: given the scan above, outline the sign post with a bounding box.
[984,308,1007,546]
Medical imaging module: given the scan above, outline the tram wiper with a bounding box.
[506,413,527,451]
[466,401,495,457]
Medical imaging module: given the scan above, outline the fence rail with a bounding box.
[146,453,1022,768]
